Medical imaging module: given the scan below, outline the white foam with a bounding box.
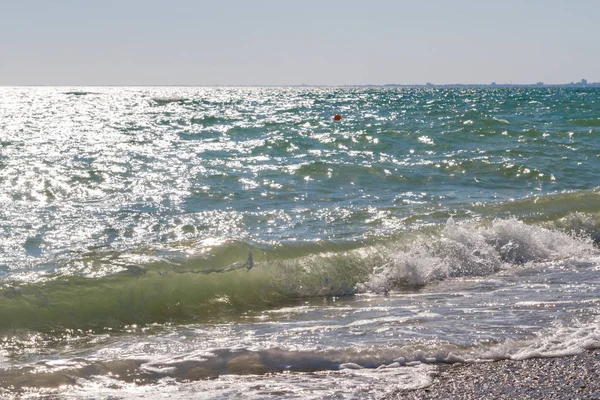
[64,363,434,400]
[481,316,600,361]
[358,218,597,293]
[484,218,593,264]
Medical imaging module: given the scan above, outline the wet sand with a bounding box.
[394,349,600,399]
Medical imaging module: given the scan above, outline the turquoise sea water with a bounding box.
[1,86,599,398]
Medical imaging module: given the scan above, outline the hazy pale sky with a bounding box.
[2,0,599,85]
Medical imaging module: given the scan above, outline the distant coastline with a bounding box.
[382,79,600,88]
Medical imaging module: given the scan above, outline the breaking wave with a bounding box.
[359,216,596,292]
[1,213,597,333]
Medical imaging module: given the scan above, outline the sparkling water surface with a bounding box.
[0,86,599,398]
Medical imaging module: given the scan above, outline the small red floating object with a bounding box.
[333,114,342,121]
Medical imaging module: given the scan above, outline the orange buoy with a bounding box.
[333,114,342,121]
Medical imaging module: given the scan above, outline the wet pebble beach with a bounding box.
[395,349,600,400]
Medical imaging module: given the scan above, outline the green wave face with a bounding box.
[0,247,380,332]
[1,269,284,332]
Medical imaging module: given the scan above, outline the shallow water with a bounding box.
[1,86,599,398]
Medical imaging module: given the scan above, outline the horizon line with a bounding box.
[1,81,599,88]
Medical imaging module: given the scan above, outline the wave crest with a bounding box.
[358,218,595,293]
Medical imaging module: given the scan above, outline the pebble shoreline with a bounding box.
[390,349,600,399]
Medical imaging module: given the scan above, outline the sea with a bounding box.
[0,86,599,399]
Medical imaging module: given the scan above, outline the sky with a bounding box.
[1,0,599,86]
